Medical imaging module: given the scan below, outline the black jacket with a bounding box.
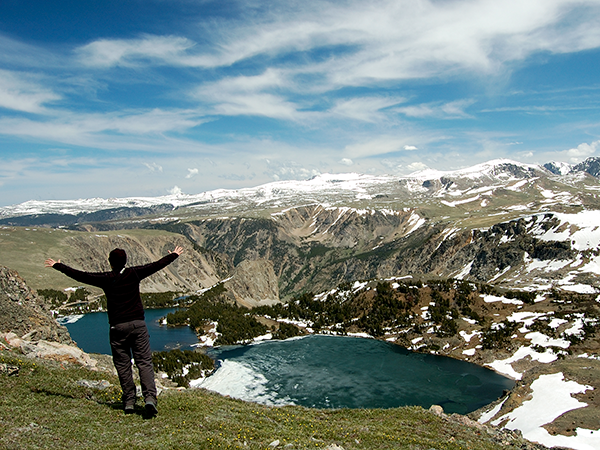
[53,253,179,325]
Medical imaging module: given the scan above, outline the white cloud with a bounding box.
[186,168,199,178]
[403,145,418,151]
[212,93,300,120]
[331,96,406,122]
[73,1,600,87]
[193,70,308,121]
[0,69,60,113]
[407,162,429,172]
[340,158,353,166]
[144,162,163,172]
[168,185,183,195]
[266,160,321,181]
[76,35,196,68]
[345,137,417,158]
[394,100,474,119]
[567,140,599,162]
[0,109,206,151]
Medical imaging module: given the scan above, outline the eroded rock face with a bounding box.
[55,234,223,293]
[223,259,281,308]
[2,332,96,367]
[0,265,100,367]
[0,266,72,344]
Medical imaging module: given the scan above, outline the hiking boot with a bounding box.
[124,404,135,414]
[145,399,158,416]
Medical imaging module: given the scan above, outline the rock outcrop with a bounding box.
[223,259,280,308]
[0,265,98,367]
[0,265,72,344]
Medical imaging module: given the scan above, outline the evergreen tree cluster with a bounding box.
[141,291,184,308]
[152,349,215,387]
[39,287,105,313]
[272,322,302,340]
[356,281,417,337]
[37,288,67,308]
[166,284,267,345]
[481,320,519,350]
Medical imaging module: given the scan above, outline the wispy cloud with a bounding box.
[331,96,406,122]
[144,162,163,172]
[394,100,475,119]
[186,168,199,178]
[0,69,60,113]
[73,1,600,83]
[76,35,197,68]
[344,137,420,158]
[0,109,206,150]
[192,70,307,121]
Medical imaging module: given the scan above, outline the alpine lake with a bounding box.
[61,308,514,415]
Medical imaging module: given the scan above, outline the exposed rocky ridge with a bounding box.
[0,265,101,368]
[222,259,280,308]
[51,232,226,294]
[3,158,600,303]
[545,156,600,178]
[3,206,598,304]
[150,209,597,299]
[0,204,175,227]
[0,266,72,344]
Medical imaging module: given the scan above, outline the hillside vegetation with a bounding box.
[0,352,545,450]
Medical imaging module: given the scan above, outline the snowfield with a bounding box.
[483,373,598,450]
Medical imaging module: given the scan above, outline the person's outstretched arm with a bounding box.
[134,246,184,280]
[170,246,184,256]
[44,258,60,267]
[45,258,108,288]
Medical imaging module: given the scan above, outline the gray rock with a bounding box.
[429,404,444,416]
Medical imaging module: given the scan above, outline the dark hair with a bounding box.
[108,248,127,271]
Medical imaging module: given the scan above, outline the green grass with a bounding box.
[1,351,528,450]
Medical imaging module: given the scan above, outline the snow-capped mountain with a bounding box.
[544,156,600,177]
[2,158,599,225]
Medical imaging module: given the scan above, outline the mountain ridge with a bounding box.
[3,157,600,225]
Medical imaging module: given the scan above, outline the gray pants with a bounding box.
[109,320,157,406]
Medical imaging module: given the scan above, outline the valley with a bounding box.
[2,158,600,449]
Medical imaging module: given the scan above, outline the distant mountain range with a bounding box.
[2,156,600,297]
[544,157,600,177]
[2,157,600,226]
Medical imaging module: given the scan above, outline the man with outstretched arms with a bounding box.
[45,245,184,416]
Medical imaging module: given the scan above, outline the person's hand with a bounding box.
[170,246,184,255]
[44,258,60,267]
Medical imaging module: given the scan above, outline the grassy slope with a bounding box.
[0,227,181,291]
[0,352,537,450]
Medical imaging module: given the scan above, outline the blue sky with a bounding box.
[1,0,600,206]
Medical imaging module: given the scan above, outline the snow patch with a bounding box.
[486,346,558,380]
[495,373,597,450]
[192,360,292,406]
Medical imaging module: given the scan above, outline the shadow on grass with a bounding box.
[107,402,158,420]
[30,385,125,409]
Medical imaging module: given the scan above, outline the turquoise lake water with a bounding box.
[203,334,513,414]
[62,311,513,414]
[58,308,199,354]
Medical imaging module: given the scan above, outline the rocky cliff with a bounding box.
[222,259,280,308]
[0,265,99,367]
[0,265,71,344]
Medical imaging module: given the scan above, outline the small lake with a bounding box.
[201,335,514,414]
[58,308,199,354]
[62,311,513,414]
